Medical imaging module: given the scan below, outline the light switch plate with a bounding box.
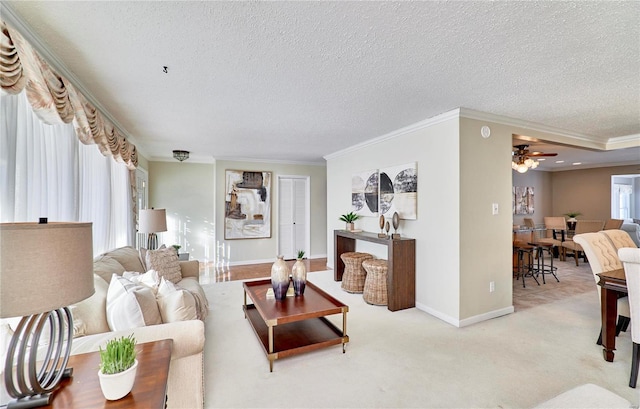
[492,203,499,215]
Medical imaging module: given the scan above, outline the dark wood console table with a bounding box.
[334,230,415,311]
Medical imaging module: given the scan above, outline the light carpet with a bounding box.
[203,269,639,408]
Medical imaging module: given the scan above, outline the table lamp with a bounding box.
[0,222,95,408]
[138,208,167,250]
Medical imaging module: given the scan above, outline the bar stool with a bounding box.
[513,241,539,288]
[340,252,373,293]
[529,241,559,284]
[362,259,388,306]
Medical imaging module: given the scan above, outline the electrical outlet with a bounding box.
[489,281,495,292]
[492,203,499,215]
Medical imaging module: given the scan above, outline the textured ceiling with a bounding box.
[3,1,640,166]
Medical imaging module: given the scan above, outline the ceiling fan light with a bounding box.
[517,163,529,173]
[512,161,519,170]
[524,158,534,167]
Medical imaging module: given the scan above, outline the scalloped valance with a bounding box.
[0,20,137,169]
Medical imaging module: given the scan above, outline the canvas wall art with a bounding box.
[513,186,534,215]
[224,170,272,239]
[352,169,378,217]
[378,162,417,220]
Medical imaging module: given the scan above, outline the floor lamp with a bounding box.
[139,208,167,250]
[0,222,95,408]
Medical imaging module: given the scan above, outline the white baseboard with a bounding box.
[225,253,328,267]
[416,302,514,328]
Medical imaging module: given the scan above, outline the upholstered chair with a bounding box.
[601,229,638,251]
[537,216,567,254]
[618,247,640,387]
[573,233,630,344]
[561,220,605,266]
[604,218,624,230]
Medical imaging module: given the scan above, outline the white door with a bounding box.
[278,176,310,260]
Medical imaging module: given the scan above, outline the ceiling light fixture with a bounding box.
[512,157,539,173]
[173,150,189,162]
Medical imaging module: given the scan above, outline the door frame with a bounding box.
[277,175,311,259]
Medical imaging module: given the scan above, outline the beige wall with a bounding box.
[215,160,327,264]
[512,170,552,226]
[148,161,215,262]
[551,165,640,220]
[459,118,514,322]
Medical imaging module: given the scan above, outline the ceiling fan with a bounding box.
[512,144,558,173]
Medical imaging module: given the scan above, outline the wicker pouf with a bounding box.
[362,259,388,306]
[340,252,373,293]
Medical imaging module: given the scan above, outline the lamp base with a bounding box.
[7,394,52,409]
[147,233,158,250]
[4,309,74,409]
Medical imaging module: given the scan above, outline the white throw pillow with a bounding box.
[145,246,182,284]
[156,278,197,323]
[123,270,161,293]
[106,274,162,331]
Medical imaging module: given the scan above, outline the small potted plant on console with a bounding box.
[339,212,360,231]
[98,334,138,401]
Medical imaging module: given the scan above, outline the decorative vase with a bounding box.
[292,258,307,296]
[346,222,354,231]
[98,359,138,401]
[271,255,290,300]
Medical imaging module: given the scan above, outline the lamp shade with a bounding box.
[0,222,95,318]
[138,208,167,234]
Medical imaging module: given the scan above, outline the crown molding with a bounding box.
[0,2,144,156]
[606,133,640,150]
[324,108,460,160]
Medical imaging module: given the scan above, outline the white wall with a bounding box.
[326,113,464,322]
[149,162,215,263]
[215,160,327,264]
[326,112,518,326]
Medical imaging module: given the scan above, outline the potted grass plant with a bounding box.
[98,334,138,401]
[339,212,360,231]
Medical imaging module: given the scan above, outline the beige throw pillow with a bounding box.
[106,274,162,331]
[156,278,197,323]
[145,247,182,284]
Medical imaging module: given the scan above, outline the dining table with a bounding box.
[597,268,627,362]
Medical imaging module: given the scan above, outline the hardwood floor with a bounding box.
[200,258,329,283]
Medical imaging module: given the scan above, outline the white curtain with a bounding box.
[1,91,133,255]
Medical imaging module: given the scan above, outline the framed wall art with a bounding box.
[224,170,272,239]
[352,169,378,217]
[378,162,417,220]
[513,186,534,215]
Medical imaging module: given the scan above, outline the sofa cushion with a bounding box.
[123,269,161,293]
[106,274,162,331]
[157,278,197,322]
[177,277,209,321]
[72,274,111,335]
[93,255,126,284]
[145,246,182,284]
[101,246,146,273]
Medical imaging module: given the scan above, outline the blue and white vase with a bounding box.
[271,255,290,300]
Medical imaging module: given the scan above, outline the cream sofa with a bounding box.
[70,246,206,409]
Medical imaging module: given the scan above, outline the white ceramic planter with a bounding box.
[98,359,138,400]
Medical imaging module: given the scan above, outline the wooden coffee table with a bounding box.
[243,279,349,371]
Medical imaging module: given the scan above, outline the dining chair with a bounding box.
[601,229,638,251]
[562,220,606,266]
[618,247,640,387]
[573,233,630,344]
[604,218,624,230]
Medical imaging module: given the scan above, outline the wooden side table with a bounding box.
[43,339,172,408]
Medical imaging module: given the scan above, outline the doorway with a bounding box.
[278,175,310,260]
